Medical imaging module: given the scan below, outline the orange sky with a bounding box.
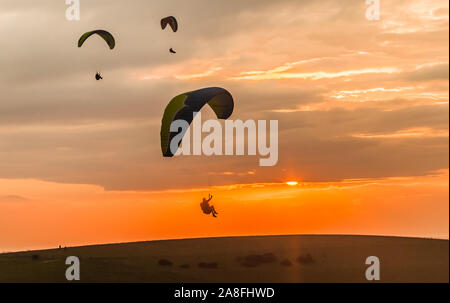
[0,0,448,251]
[1,169,448,252]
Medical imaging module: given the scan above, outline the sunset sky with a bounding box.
[0,0,448,252]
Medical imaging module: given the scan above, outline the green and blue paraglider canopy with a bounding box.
[160,87,234,157]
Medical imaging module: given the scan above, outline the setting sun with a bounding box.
[286,181,299,186]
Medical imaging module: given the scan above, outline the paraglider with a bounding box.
[160,87,234,157]
[78,30,115,80]
[78,30,115,49]
[161,16,178,32]
[200,194,219,218]
[161,17,178,54]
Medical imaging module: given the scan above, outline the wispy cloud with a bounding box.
[139,67,223,81]
[231,67,401,81]
[0,195,30,202]
[352,127,449,139]
[239,57,328,76]
[175,67,223,80]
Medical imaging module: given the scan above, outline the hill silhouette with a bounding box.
[0,235,447,282]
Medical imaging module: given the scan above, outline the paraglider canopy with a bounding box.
[160,87,234,157]
[169,48,176,54]
[161,16,178,32]
[95,72,103,80]
[78,30,116,50]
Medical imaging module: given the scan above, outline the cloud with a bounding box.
[405,63,449,81]
[0,0,448,191]
[0,195,30,202]
[352,127,449,139]
[175,67,223,80]
[232,67,401,81]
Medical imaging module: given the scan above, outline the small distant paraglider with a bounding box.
[161,16,178,55]
[161,16,178,32]
[78,30,115,80]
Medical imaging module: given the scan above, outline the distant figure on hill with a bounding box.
[200,194,219,218]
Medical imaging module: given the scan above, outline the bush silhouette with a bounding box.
[297,253,315,265]
[158,259,173,266]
